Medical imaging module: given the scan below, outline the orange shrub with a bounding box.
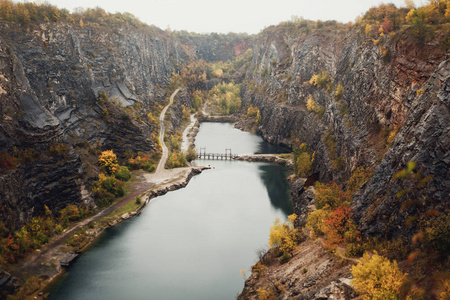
[323,205,355,249]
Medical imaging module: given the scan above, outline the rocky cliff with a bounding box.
[238,19,449,299]
[0,15,253,230]
[0,21,185,230]
[241,22,449,239]
[175,31,252,62]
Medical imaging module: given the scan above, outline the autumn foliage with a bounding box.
[314,181,348,209]
[91,173,125,207]
[127,151,160,172]
[351,251,405,300]
[269,214,299,256]
[98,150,119,175]
[322,205,357,249]
[0,205,88,265]
[93,149,132,206]
[293,143,314,177]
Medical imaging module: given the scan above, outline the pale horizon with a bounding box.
[20,0,426,34]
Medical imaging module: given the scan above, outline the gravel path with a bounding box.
[156,88,180,175]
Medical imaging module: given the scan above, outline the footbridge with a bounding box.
[197,148,239,160]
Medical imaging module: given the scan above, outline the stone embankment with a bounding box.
[234,154,294,169]
[197,114,238,123]
[108,166,209,227]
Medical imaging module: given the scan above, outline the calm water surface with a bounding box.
[48,123,293,300]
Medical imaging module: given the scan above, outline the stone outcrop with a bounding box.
[0,23,176,152]
[238,239,356,300]
[234,154,294,169]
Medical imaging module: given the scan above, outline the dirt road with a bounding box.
[156,88,180,175]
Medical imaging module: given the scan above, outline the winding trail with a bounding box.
[156,88,180,175]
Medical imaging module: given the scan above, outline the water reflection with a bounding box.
[258,164,293,216]
[257,140,290,155]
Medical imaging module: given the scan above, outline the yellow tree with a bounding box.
[306,95,316,111]
[98,150,119,175]
[296,151,313,177]
[269,214,299,255]
[351,251,405,300]
[335,83,344,100]
[365,24,373,35]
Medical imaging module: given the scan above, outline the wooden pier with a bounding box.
[197,148,239,160]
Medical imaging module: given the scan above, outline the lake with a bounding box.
[47,122,293,300]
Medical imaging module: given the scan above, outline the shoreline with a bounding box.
[15,110,293,299]
[6,90,210,299]
[35,166,211,299]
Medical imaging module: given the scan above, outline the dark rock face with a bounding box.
[0,23,187,230]
[175,33,252,62]
[0,23,177,151]
[0,35,87,230]
[0,21,252,230]
[242,26,449,238]
[353,61,449,238]
[0,155,84,229]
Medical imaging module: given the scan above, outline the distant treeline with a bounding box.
[0,0,147,28]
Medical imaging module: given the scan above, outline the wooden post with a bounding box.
[225,149,231,160]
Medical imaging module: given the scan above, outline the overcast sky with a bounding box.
[32,0,423,34]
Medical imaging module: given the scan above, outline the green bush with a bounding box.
[142,161,156,172]
[186,147,197,162]
[279,252,291,264]
[91,173,125,207]
[55,224,63,234]
[115,166,131,181]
